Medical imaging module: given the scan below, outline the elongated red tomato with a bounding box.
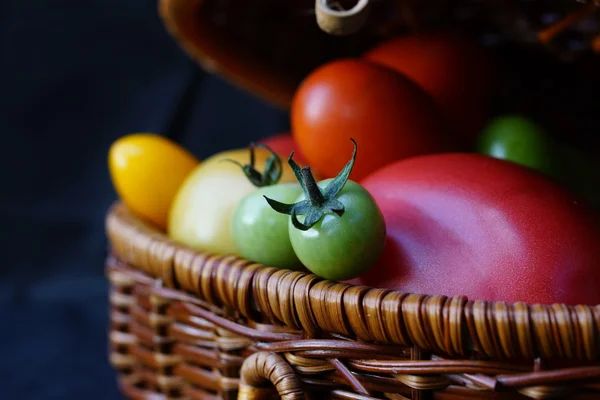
[350,153,600,306]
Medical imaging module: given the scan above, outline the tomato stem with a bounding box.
[299,167,326,207]
[264,138,358,231]
[222,143,283,187]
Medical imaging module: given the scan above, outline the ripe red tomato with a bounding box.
[364,33,496,141]
[350,153,600,306]
[291,59,456,181]
[257,132,308,166]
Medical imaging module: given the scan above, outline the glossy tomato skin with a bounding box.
[477,115,560,179]
[364,33,495,141]
[168,147,297,255]
[291,59,454,181]
[351,153,600,306]
[477,116,600,212]
[232,183,303,270]
[289,180,386,281]
[108,133,199,229]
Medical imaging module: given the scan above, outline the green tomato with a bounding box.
[477,116,600,212]
[288,179,386,281]
[232,182,304,270]
[476,115,560,180]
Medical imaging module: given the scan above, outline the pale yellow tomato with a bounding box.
[168,147,297,255]
[108,133,199,229]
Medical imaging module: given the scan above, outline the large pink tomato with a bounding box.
[350,153,600,306]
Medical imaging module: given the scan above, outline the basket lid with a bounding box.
[159,0,600,108]
[158,0,426,108]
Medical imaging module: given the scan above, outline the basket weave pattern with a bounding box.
[106,203,600,399]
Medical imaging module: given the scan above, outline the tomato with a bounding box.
[476,115,560,179]
[168,146,297,255]
[477,116,600,211]
[351,153,600,305]
[232,182,303,270]
[364,33,496,141]
[265,140,386,280]
[291,59,454,181]
[257,133,308,166]
[108,133,199,229]
[288,179,386,280]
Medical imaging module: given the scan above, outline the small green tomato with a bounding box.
[232,182,303,270]
[265,139,386,281]
[476,115,559,178]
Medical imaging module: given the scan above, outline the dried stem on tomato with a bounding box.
[265,138,357,231]
[222,143,282,187]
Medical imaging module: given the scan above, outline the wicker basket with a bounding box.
[108,0,600,399]
[107,202,600,400]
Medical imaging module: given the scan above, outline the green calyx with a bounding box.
[264,138,357,231]
[223,143,282,187]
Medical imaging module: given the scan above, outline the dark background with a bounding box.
[2,1,288,398]
[3,1,600,399]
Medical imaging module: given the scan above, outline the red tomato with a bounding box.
[349,153,600,306]
[257,132,308,166]
[291,59,456,181]
[364,33,496,141]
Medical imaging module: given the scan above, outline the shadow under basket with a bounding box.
[106,203,600,400]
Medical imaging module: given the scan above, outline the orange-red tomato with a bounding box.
[364,33,496,141]
[291,59,455,181]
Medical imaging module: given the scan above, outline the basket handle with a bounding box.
[238,352,306,400]
[315,0,371,36]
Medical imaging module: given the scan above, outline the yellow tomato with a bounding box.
[168,147,297,255]
[108,133,199,229]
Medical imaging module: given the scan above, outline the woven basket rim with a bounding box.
[106,201,600,362]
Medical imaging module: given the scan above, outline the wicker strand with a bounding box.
[107,268,137,374]
[537,1,598,44]
[593,35,600,52]
[238,352,305,400]
[329,358,370,395]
